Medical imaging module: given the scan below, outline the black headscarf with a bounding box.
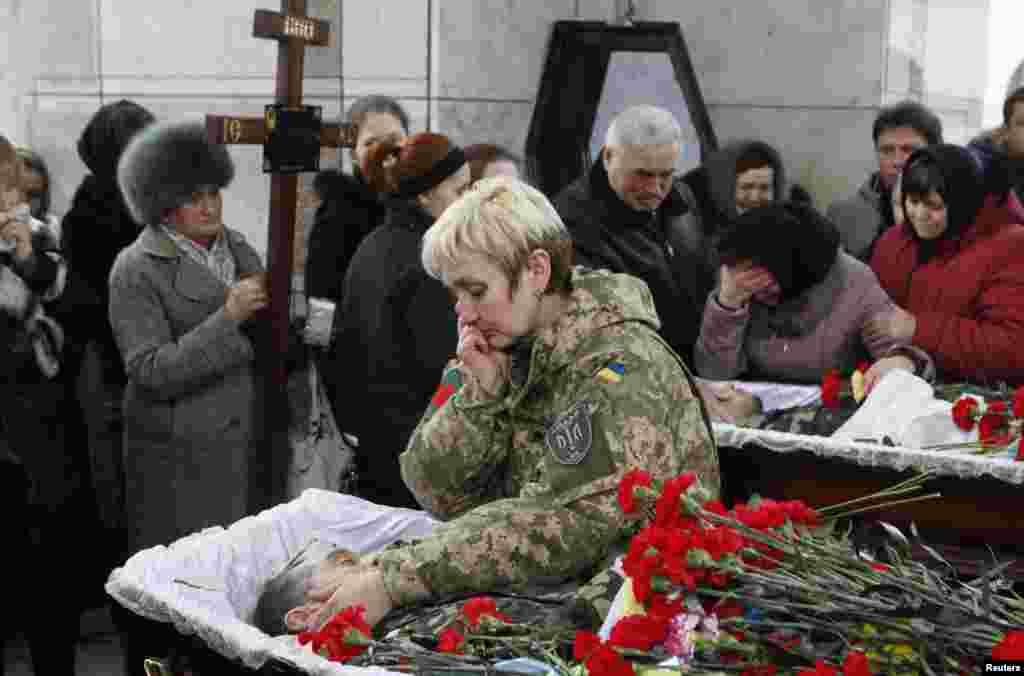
[899,144,985,260]
[76,99,155,179]
[716,200,840,302]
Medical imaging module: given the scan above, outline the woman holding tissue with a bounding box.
[695,201,931,394]
[109,121,268,552]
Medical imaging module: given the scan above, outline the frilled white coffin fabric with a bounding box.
[106,490,440,675]
[716,422,1024,483]
[714,372,1023,485]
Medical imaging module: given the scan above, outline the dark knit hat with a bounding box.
[117,120,234,226]
[717,200,840,302]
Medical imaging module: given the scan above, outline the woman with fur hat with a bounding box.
[869,144,1024,385]
[109,120,267,553]
[331,131,470,508]
[695,201,931,394]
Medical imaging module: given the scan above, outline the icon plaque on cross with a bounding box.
[203,0,355,510]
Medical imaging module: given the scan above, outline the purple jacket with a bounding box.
[695,252,931,383]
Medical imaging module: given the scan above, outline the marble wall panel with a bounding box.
[434,100,535,158]
[707,104,879,212]
[435,0,578,100]
[342,0,428,80]
[24,97,106,221]
[100,0,280,78]
[640,0,887,109]
[3,0,100,145]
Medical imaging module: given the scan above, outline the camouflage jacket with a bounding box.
[374,267,720,605]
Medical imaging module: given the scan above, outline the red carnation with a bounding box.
[574,630,603,662]
[821,370,842,409]
[796,660,838,676]
[993,630,1024,660]
[951,397,979,431]
[979,413,1011,446]
[462,596,510,627]
[1016,439,1024,462]
[298,605,373,663]
[586,643,635,676]
[608,614,670,651]
[842,651,873,676]
[431,383,456,408]
[988,400,1008,415]
[1013,386,1024,418]
[654,473,697,527]
[437,627,465,654]
[617,469,653,514]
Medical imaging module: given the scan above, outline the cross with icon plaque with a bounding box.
[204,0,356,511]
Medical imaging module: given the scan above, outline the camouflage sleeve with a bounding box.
[399,362,516,521]
[539,341,719,532]
[377,335,719,606]
[373,497,613,606]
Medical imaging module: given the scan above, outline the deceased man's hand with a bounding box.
[698,382,762,424]
[285,566,394,633]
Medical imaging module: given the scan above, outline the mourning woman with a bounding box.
[306,95,410,303]
[110,120,267,552]
[332,132,470,508]
[870,144,1024,385]
[283,177,718,632]
[695,201,931,392]
[58,99,155,558]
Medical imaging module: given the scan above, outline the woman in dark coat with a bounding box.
[59,99,154,550]
[333,132,470,508]
[305,95,410,303]
[109,121,268,552]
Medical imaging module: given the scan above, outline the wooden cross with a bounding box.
[205,0,355,511]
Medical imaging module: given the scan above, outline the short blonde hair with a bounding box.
[422,176,574,294]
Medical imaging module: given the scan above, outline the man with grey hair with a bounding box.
[554,105,711,371]
[554,106,761,423]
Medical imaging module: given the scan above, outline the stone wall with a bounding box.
[1,0,991,262]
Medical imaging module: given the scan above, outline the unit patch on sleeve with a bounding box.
[545,400,596,465]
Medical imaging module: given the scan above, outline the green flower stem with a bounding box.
[817,473,932,515]
[830,492,942,518]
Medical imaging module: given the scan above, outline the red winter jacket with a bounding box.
[870,201,1024,385]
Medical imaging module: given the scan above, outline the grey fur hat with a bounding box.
[117,119,234,226]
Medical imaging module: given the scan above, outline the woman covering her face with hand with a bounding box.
[109,120,268,552]
[283,176,720,634]
[695,201,932,394]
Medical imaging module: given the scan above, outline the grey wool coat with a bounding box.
[109,225,264,551]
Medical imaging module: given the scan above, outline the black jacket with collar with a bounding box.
[329,199,456,508]
[305,169,387,302]
[553,159,714,365]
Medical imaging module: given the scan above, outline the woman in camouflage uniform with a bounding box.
[285,176,719,632]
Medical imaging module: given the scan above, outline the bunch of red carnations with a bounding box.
[578,469,1024,676]
[949,385,1024,458]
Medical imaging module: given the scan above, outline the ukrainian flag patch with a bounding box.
[596,361,625,384]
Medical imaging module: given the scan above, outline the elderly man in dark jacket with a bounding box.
[554,105,766,423]
[554,105,711,366]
